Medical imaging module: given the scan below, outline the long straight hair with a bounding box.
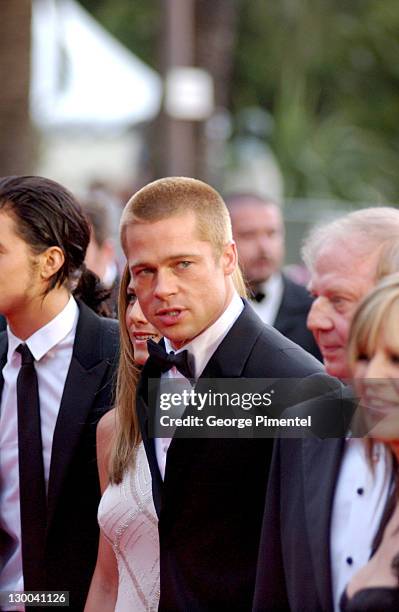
[109,266,141,483]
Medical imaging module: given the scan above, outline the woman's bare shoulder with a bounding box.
[97,409,117,446]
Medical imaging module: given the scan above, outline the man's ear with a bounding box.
[221,241,238,275]
[39,246,65,281]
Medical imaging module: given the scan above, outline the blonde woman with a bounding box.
[85,266,161,611]
[341,273,399,611]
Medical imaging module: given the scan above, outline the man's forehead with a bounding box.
[309,247,378,291]
[231,204,282,228]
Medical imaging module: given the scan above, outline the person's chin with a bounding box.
[134,349,147,367]
[168,328,194,350]
[323,355,348,379]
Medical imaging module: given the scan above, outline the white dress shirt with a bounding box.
[0,296,79,604]
[330,438,391,612]
[155,292,244,479]
[249,273,284,325]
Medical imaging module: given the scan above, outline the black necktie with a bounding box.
[147,339,195,380]
[16,343,47,590]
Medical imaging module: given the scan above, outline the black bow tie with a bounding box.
[253,290,266,303]
[147,339,195,380]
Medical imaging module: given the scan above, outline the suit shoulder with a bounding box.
[249,325,324,377]
[97,317,119,356]
[282,275,313,307]
[98,315,119,334]
[75,303,120,365]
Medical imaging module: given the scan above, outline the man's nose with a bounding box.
[307,297,333,332]
[257,234,271,255]
[154,269,178,299]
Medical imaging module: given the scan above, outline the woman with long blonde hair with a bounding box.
[85,266,161,611]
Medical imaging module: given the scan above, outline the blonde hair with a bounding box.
[109,265,141,483]
[348,273,399,370]
[348,274,399,450]
[120,176,233,258]
[232,266,248,298]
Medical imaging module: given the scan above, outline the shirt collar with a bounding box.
[257,272,283,298]
[7,295,79,362]
[164,291,244,378]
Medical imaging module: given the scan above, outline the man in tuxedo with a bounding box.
[0,176,118,611]
[253,207,399,612]
[120,176,335,611]
[226,193,321,360]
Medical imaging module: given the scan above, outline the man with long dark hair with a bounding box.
[0,176,118,611]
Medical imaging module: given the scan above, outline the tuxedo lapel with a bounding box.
[46,304,111,531]
[137,351,165,515]
[302,437,345,611]
[140,303,265,516]
[200,301,264,379]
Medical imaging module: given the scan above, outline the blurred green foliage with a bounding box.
[79,0,399,203]
[80,0,161,66]
[233,0,399,203]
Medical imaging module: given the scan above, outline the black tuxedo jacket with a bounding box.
[137,301,332,611]
[274,275,322,361]
[253,435,348,612]
[0,302,119,611]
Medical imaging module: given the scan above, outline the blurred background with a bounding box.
[2,0,399,264]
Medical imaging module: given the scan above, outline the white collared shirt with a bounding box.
[0,296,79,602]
[330,438,391,612]
[249,273,284,326]
[155,292,244,478]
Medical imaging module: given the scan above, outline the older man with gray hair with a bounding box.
[254,206,399,612]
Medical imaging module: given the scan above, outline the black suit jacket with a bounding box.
[253,437,347,612]
[0,302,119,611]
[137,301,332,611]
[274,275,322,361]
[253,387,356,612]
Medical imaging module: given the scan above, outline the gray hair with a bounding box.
[302,207,399,271]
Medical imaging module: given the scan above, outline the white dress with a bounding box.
[98,443,159,611]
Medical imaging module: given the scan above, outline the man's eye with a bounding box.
[330,297,348,310]
[178,261,192,269]
[136,268,154,277]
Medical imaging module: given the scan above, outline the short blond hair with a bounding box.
[348,273,399,369]
[120,176,233,257]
